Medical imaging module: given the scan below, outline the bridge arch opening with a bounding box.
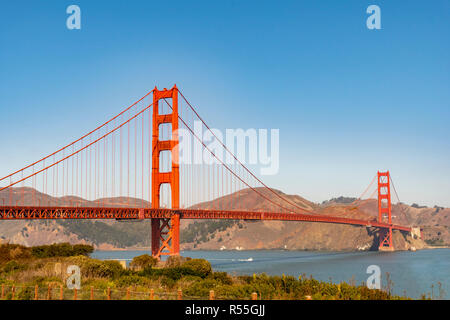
[158,123,172,141]
[158,183,172,208]
[159,150,172,173]
[158,97,173,115]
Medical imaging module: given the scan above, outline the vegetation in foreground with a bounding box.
[0,243,416,300]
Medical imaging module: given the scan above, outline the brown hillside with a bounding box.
[181,189,427,251]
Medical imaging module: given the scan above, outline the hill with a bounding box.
[180,191,427,251]
[0,187,151,249]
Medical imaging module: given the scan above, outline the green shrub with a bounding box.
[72,244,95,256]
[66,255,91,267]
[212,272,233,285]
[182,259,211,278]
[215,283,254,299]
[65,256,124,279]
[184,279,217,297]
[2,260,27,273]
[163,267,186,280]
[81,259,124,278]
[31,243,93,258]
[129,254,157,270]
[160,276,176,289]
[0,244,31,264]
[140,266,201,280]
[116,275,150,287]
[180,274,203,282]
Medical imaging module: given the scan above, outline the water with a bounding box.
[91,248,450,299]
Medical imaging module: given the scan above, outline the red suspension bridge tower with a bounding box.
[377,171,394,251]
[151,86,180,258]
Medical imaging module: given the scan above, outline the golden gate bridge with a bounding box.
[0,85,414,258]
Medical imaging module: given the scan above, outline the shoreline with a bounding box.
[423,245,450,250]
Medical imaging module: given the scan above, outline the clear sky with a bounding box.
[0,1,449,207]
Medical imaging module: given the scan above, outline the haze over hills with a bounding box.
[0,187,447,250]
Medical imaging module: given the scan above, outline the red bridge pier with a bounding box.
[151,86,180,259]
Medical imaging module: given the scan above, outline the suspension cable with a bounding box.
[177,90,318,214]
[162,96,314,214]
[345,174,377,207]
[0,102,154,193]
[389,173,401,204]
[0,89,154,183]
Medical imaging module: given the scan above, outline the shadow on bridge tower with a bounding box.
[377,171,394,251]
[151,85,180,259]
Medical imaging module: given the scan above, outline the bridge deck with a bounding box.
[0,206,411,232]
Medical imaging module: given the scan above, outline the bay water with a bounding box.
[92,248,450,299]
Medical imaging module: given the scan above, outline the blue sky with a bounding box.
[0,0,449,207]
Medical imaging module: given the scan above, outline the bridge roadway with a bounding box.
[0,206,412,233]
